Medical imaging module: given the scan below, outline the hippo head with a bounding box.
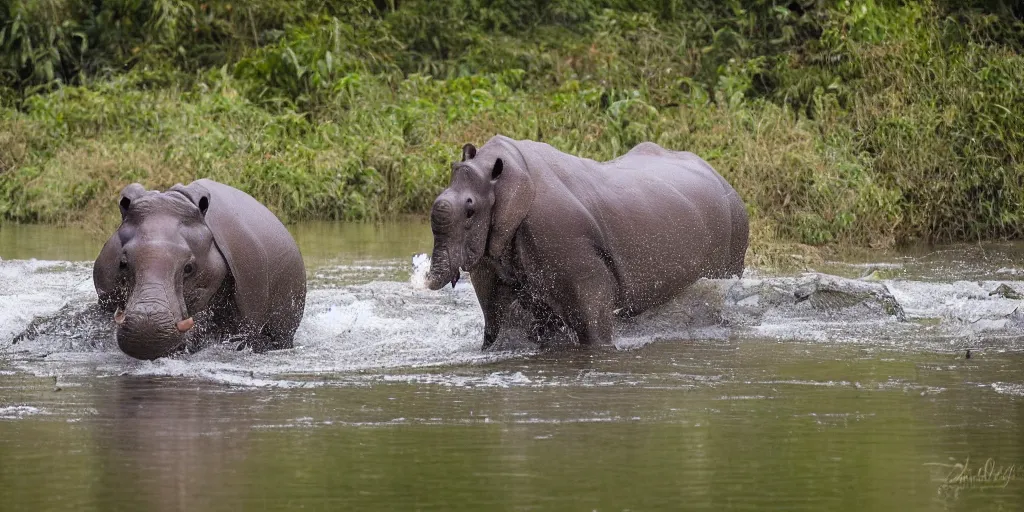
[425,143,504,290]
[95,183,228,360]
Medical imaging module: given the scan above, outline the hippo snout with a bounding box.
[115,308,188,360]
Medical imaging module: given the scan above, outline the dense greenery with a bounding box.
[1,0,1023,248]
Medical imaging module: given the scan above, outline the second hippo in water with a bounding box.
[93,179,306,360]
[424,136,749,348]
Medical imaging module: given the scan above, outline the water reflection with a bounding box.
[2,344,1023,510]
[92,378,251,511]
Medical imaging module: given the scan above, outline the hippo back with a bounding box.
[502,138,747,312]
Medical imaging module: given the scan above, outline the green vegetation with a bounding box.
[1,0,1023,249]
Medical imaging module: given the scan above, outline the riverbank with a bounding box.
[2,1,1022,248]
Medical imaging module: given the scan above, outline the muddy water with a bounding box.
[2,222,1023,511]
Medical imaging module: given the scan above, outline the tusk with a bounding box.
[114,307,126,325]
[176,317,195,332]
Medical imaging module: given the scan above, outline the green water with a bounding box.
[0,220,433,264]
[3,343,1023,511]
[1,224,1023,511]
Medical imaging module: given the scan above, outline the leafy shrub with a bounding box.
[2,0,1024,249]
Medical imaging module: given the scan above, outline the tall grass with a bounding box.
[1,1,1023,246]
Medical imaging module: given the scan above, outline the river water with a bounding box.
[1,222,1023,511]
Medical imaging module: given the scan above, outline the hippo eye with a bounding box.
[119,256,128,271]
[183,262,195,277]
[466,198,475,219]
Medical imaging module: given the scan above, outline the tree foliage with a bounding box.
[2,0,1023,246]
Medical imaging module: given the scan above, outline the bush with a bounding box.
[2,0,1023,248]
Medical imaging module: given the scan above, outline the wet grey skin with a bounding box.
[425,135,750,349]
[93,179,307,360]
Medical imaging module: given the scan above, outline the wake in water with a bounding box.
[3,251,1024,386]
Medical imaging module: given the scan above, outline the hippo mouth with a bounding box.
[425,193,486,290]
[425,242,476,290]
[426,262,465,290]
[113,306,199,360]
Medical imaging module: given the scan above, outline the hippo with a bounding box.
[425,136,749,348]
[93,179,306,360]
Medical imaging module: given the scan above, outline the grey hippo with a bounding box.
[425,135,749,348]
[94,179,306,360]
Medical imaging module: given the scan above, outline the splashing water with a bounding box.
[410,252,431,290]
[4,244,1024,387]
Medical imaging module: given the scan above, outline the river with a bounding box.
[1,222,1022,510]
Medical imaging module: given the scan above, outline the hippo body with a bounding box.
[425,136,749,347]
[94,179,306,359]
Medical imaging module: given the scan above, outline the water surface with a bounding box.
[2,223,1023,511]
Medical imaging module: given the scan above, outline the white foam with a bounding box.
[378,371,533,388]
[887,280,1023,328]
[991,382,1024,396]
[5,257,1024,387]
[0,259,93,344]
[834,262,905,269]
[410,253,431,290]
[0,405,45,419]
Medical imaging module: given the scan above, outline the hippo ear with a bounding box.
[118,183,146,219]
[487,155,533,259]
[462,143,477,161]
[490,158,503,180]
[169,182,211,217]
